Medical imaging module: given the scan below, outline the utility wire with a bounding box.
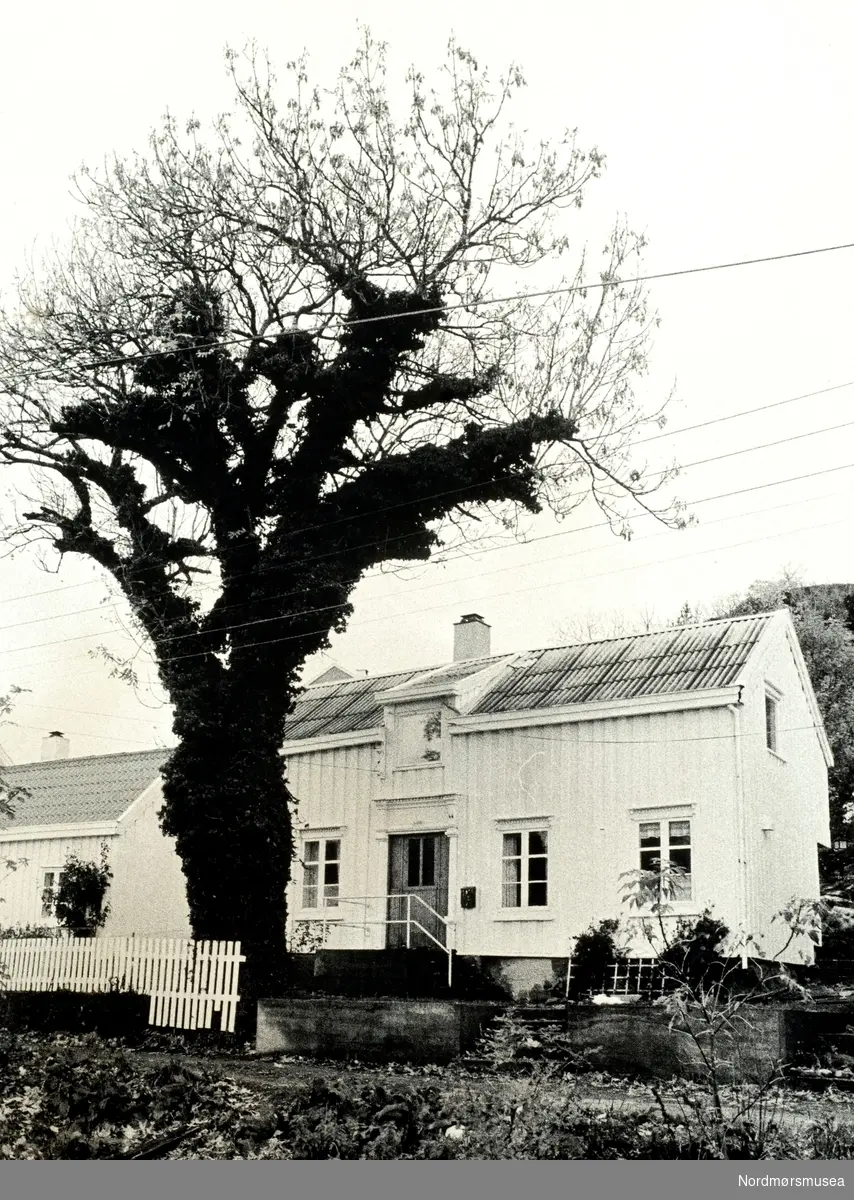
[2,479,842,691]
[0,375,852,614]
[9,719,163,748]
[6,399,850,646]
[41,239,854,373]
[151,514,848,667]
[3,507,846,684]
[1,716,831,770]
[0,458,844,640]
[0,435,851,661]
[4,456,853,697]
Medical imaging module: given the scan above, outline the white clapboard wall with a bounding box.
[0,937,246,1033]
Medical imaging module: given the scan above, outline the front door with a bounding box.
[387,833,449,948]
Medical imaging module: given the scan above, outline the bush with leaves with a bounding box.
[0,1033,270,1159]
[656,911,730,993]
[568,919,626,999]
[471,1011,596,1076]
[48,846,112,937]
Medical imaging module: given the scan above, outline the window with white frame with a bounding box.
[765,690,780,753]
[501,830,548,908]
[41,869,60,918]
[638,819,692,900]
[301,838,340,909]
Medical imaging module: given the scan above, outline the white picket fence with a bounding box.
[0,937,246,1033]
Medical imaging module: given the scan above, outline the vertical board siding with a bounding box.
[103,783,191,939]
[451,705,737,959]
[738,631,829,960]
[287,740,383,951]
[280,620,821,966]
[0,937,245,1033]
[0,834,115,931]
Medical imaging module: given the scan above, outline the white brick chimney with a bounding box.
[41,731,70,761]
[453,613,491,662]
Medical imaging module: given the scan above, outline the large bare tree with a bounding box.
[0,36,679,990]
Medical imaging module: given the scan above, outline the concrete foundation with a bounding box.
[256,997,504,1062]
[565,1005,852,1082]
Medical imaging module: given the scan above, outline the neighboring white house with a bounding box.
[0,741,188,938]
[0,610,832,994]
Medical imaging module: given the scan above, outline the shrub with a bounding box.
[658,911,729,991]
[0,926,62,940]
[49,847,112,937]
[0,990,149,1037]
[568,919,624,999]
[472,1011,596,1076]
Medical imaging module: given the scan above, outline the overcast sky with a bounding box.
[0,1,852,762]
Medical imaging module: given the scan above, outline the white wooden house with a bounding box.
[283,611,831,992]
[0,741,189,938]
[0,610,831,995]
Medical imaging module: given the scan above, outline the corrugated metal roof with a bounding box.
[471,614,774,714]
[0,615,777,833]
[0,748,169,831]
[282,669,424,741]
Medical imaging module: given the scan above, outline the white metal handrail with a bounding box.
[292,892,455,986]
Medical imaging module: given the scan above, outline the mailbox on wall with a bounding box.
[460,887,477,910]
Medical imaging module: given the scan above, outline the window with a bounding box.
[765,692,779,753]
[639,820,692,900]
[407,836,435,887]
[301,839,340,909]
[501,830,548,908]
[41,869,59,918]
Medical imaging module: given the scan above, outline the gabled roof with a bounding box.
[471,613,774,714]
[0,748,169,831]
[282,613,776,740]
[0,613,788,831]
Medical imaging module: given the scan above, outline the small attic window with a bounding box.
[765,690,780,753]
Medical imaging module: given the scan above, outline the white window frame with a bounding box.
[40,867,61,920]
[299,836,342,911]
[765,684,783,758]
[637,817,693,902]
[500,827,549,910]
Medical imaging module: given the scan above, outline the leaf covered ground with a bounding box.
[2,1031,854,1159]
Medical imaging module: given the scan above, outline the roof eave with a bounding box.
[0,821,120,843]
[283,727,384,756]
[451,685,744,733]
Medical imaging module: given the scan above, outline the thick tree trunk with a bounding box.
[159,711,294,999]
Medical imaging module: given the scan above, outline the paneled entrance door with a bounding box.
[387,833,449,948]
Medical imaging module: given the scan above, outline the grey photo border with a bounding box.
[2,1160,854,1200]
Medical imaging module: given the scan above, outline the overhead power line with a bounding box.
[2,502,849,690]
[0,375,851,617]
[154,513,847,667]
[0,422,851,660]
[56,239,854,373]
[4,454,854,697]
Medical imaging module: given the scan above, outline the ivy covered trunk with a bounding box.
[160,680,295,999]
[0,40,677,1009]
